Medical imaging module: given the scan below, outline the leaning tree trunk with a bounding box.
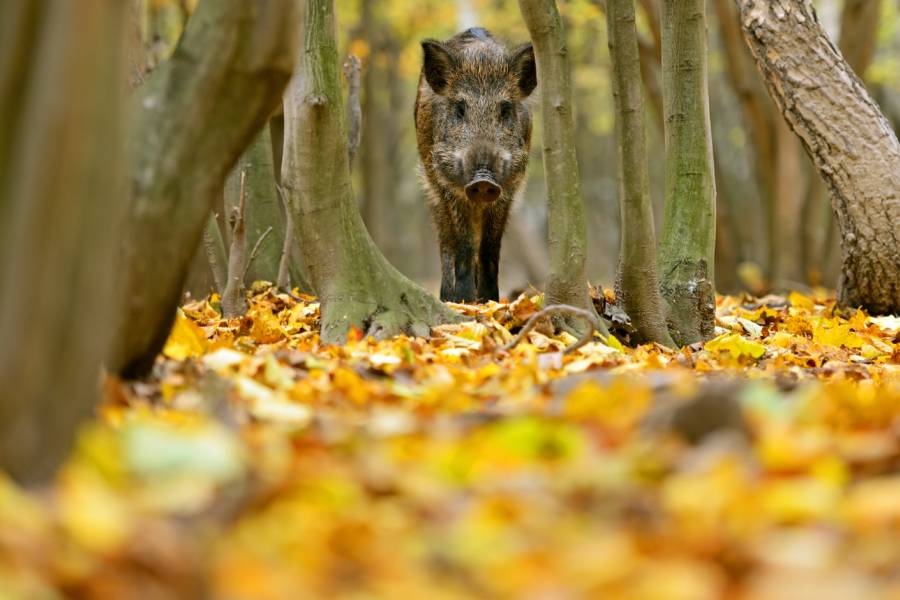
[606,0,675,347]
[109,0,297,377]
[0,0,126,484]
[518,0,609,338]
[736,0,900,315]
[657,0,717,345]
[282,0,454,344]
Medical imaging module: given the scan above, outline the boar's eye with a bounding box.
[499,101,514,122]
[453,100,467,120]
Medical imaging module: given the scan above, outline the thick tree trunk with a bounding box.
[109,0,297,377]
[518,0,609,338]
[282,0,454,344]
[736,0,900,315]
[657,0,717,345]
[0,0,126,484]
[606,0,675,347]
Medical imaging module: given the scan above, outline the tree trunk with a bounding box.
[606,0,675,347]
[0,0,126,484]
[109,0,297,377]
[657,0,716,345]
[282,0,454,343]
[269,113,314,294]
[224,127,287,286]
[736,0,900,315]
[807,0,883,287]
[838,0,882,79]
[714,0,780,285]
[518,0,609,338]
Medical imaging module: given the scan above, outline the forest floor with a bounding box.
[2,286,900,599]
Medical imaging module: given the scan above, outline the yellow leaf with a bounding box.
[788,291,815,311]
[162,309,208,360]
[812,321,864,349]
[704,333,766,360]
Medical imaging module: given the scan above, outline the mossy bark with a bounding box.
[518,0,609,338]
[0,0,126,484]
[736,0,900,315]
[109,0,297,377]
[607,0,675,348]
[282,0,454,344]
[657,0,716,345]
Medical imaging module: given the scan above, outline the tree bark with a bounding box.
[657,0,717,345]
[109,0,297,377]
[0,0,126,484]
[518,0,609,338]
[606,0,675,347]
[736,0,900,315]
[224,127,288,286]
[282,0,454,344]
[269,113,314,294]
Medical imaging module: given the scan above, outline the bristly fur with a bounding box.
[415,28,536,302]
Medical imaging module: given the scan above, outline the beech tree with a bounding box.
[109,0,298,376]
[736,0,900,316]
[281,0,454,344]
[0,0,126,484]
[657,0,717,345]
[517,0,610,338]
[606,0,674,347]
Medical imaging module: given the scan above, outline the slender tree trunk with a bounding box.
[838,0,882,79]
[714,0,779,283]
[203,213,228,293]
[518,0,609,338]
[109,0,297,376]
[0,0,126,484]
[282,0,454,343]
[607,0,675,347]
[224,127,287,286]
[736,0,900,315]
[657,0,716,345]
[359,2,391,257]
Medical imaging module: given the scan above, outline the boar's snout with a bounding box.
[465,170,502,202]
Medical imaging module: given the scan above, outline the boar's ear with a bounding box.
[421,40,456,94]
[509,43,537,98]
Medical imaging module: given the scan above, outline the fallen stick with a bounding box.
[500,304,604,355]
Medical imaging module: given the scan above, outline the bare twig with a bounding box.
[500,305,604,355]
[221,170,247,317]
[343,54,362,170]
[242,226,274,279]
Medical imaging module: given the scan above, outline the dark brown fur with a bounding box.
[415,28,536,302]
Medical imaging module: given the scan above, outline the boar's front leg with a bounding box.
[435,199,477,303]
[476,203,509,302]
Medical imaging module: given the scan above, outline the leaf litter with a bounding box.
[1,286,900,599]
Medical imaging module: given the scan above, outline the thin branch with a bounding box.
[243,226,273,279]
[500,305,604,355]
